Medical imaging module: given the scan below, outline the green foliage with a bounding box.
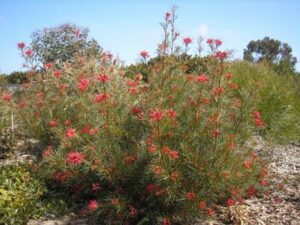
[0,164,70,225]
[30,23,102,66]
[0,128,13,158]
[6,71,28,84]
[125,54,209,81]
[229,61,300,142]
[243,37,297,75]
[0,74,7,85]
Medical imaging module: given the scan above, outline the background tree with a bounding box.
[243,37,297,75]
[30,23,102,66]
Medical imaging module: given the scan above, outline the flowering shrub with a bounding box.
[1,10,270,225]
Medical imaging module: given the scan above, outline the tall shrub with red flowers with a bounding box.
[2,7,269,225]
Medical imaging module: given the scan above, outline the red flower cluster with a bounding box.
[92,182,101,192]
[252,111,264,128]
[53,172,71,182]
[162,146,179,159]
[146,183,157,193]
[186,192,196,201]
[77,78,89,92]
[226,198,236,207]
[166,109,177,119]
[140,50,150,58]
[214,51,228,59]
[183,37,192,45]
[162,218,171,225]
[49,120,58,127]
[66,151,85,165]
[207,38,222,46]
[42,145,53,158]
[195,74,209,84]
[66,128,76,138]
[53,70,61,78]
[25,49,33,56]
[98,74,110,83]
[247,186,257,196]
[149,109,164,122]
[2,92,12,102]
[17,42,25,49]
[89,200,98,210]
[95,93,108,103]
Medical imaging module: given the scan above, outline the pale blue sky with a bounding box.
[1,0,299,73]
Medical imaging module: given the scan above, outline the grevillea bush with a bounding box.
[1,13,270,225]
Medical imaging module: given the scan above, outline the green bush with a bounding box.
[0,164,69,225]
[229,61,300,143]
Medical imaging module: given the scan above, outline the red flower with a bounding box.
[44,63,54,70]
[66,151,85,165]
[140,50,150,58]
[42,146,53,158]
[247,186,257,196]
[252,111,261,119]
[206,207,214,216]
[149,109,164,122]
[167,109,177,119]
[170,171,180,181]
[214,51,228,59]
[212,129,220,138]
[186,192,196,201]
[260,179,269,186]
[98,74,110,83]
[215,39,222,46]
[146,183,157,193]
[213,87,225,96]
[89,200,98,210]
[243,160,252,169]
[111,198,120,206]
[162,218,171,225]
[226,198,235,207]
[229,82,238,90]
[225,73,233,80]
[53,70,61,78]
[165,11,171,19]
[53,172,71,182]
[129,206,138,217]
[25,49,33,56]
[95,93,108,103]
[49,120,58,127]
[124,155,137,165]
[127,80,138,87]
[183,37,192,45]
[81,125,91,134]
[196,74,209,84]
[148,144,157,153]
[255,118,264,128]
[129,87,138,94]
[2,92,12,101]
[66,128,76,138]
[77,78,89,92]
[132,107,142,115]
[162,146,179,159]
[199,201,206,210]
[207,38,214,44]
[17,42,25,49]
[92,182,101,192]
